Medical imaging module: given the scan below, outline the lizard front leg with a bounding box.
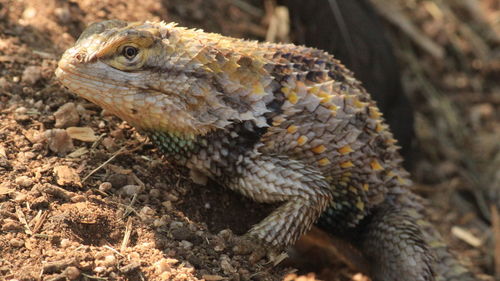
[192,151,333,258]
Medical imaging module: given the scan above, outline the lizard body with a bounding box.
[56,20,473,281]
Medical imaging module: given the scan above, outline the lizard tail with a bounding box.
[357,187,476,281]
[412,198,476,281]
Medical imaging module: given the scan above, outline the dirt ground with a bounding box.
[0,0,498,280]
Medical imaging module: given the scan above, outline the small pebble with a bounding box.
[31,195,49,209]
[15,107,28,114]
[13,192,28,203]
[180,240,193,249]
[220,255,237,274]
[161,200,173,211]
[64,266,81,280]
[107,174,128,189]
[99,182,113,192]
[60,238,72,248]
[165,193,179,202]
[22,66,42,85]
[0,77,10,90]
[171,227,195,241]
[155,258,172,273]
[128,252,141,260]
[214,244,225,252]
[54,103,80,128]
[149,188,160,198]
[22,7,37,19]
[103,255,116,267]
[22,151,36,160]
[121,184,141,196]
[53,165,81,187]
[2,220,24,232]
[54,7,71,23]
[44,129,74,155]
[218,229,233,240]
[34,100,44,110]
[14,176,33,187]
[13,106,30,121]
[98,120,106,128]
[140,206,155,217]
[186,254,202,267]
[66,126,98,142]
[10,238,25,248]
[170,221,184,230]
[101,137,117,151]
[70,195,86,203]
[153,217,168,228]
[110,128,124,139]
[137,194,149,202]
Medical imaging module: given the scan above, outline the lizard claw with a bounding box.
[232,235,288,265]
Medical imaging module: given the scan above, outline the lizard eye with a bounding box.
[122,46,138,60]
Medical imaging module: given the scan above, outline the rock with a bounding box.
[53,165,81,187]
[155,258,172,274]
[60,238,72,248]
[31,195,49,209]
[45,129,74,155]
[66,127,98,142]
[54,7,71,24]
[13,106,30,121]
[102,255,116,267]
[0,77,10,90]
[101,137,117,151]
[64,266,81,280]
[15,175,33,188]
[171,227,195,241]
[1,219,24,232]
[107,174,128,188]
[22,66,42,85]
[99,182,113,192]
[9,238,24,248]
[121,184,142,196]
[54,103,79,128]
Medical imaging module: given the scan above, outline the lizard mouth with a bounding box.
[55,55,150,129]
[55,55,207,137]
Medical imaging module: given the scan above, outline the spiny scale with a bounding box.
[56,20,475,281]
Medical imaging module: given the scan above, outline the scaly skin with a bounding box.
[56,20,474,281]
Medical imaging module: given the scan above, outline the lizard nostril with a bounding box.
[74,53,86,63]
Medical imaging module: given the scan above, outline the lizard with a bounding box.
[55,20,475,281]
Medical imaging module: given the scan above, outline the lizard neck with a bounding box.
[147,130,200,165]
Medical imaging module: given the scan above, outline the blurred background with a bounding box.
[0,0,498,280]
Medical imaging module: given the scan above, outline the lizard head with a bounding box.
[56,20,274,139]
